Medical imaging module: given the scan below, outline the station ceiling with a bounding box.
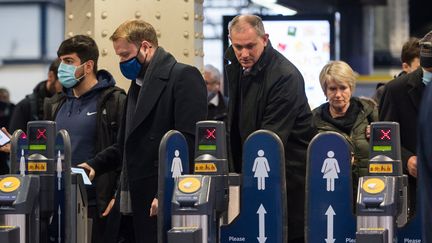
[276,0,387,13]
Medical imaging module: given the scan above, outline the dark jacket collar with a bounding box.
[406,67,424,88]
[138,47,176,81]
[406,67,425,111]
[127,47,177,136]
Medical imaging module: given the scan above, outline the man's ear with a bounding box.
[402,62,409,72]
[141,40,152,49]
[262,33,269,46]
[85,60,95,73]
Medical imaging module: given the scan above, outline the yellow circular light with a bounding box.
[362,178,386,194]
[0,177,21,193]
[178,177,201,194]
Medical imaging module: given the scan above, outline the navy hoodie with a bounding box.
[55,70,115,166]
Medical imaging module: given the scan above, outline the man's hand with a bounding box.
[0,127,11,153]
[407,155,417,178]
[149,198,158,217]
[102,198,115,217]
[77,162,96,181]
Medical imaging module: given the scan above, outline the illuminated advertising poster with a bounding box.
[263,20,331,109]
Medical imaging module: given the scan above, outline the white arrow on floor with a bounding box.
[325,205,335,243]
[257,204,267,243]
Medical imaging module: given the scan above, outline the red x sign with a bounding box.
[36,129,47,140]
[380,129,391,140]
[205,128,216,140]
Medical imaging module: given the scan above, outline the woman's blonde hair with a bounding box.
[319,60,358,94]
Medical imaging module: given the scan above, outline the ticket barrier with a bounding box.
[0,175,39,243]
[161,121,287,243]
[0,121,88,243]
[356,122,408,243]
[306,122,417,243]
[167,121,228,243]
[168,175,214,242]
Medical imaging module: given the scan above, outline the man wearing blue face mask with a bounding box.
[379,30,432,218]
[78,20,207,243]
[44,35,126,243]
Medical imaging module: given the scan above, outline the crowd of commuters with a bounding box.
[1,13,432,243]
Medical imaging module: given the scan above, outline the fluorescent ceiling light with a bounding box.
[251,0,297,15]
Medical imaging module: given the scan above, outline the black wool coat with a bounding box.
[225,43,316,241]
[88,47,207,243]
[379,67,425,214]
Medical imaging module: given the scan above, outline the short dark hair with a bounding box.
[57,35,99,74]
[48,58,61,80]
[401,37,420,65]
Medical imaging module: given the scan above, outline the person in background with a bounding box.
[9,58,62,133]
[312,61,378,197]
[204,64,228,121]
[44,35,126,243]
[379,30,432,218]
[224,14,316,243]
[417,43,432,241]
[0,87,14,175]
[0,88,11,103]
[372,37,420,106]
[0,88,14,129]
[78,19,207,243]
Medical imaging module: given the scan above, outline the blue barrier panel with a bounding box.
[306,132,356,243]
[158,130,190,243]
[220,130,286,243]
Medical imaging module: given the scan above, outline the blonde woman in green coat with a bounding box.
[312,61,379,201]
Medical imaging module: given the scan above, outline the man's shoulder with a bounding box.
[97,86,126,106]
[387,69,422,90]
[45,92,65,104]
[16,94,34,108]
[173,62,199,72]
[384,75,409,93]
[167,62,202,83]
[99,85,126,96]
[267,50,301,76]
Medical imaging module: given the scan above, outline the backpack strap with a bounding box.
[27,93,39,120]
[98,86,126,128]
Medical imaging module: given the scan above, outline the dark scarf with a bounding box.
[321,98,361,135]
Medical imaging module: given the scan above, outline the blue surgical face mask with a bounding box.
[58,62,86,88]
[422,68,432,86]
[119,48,145,80]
